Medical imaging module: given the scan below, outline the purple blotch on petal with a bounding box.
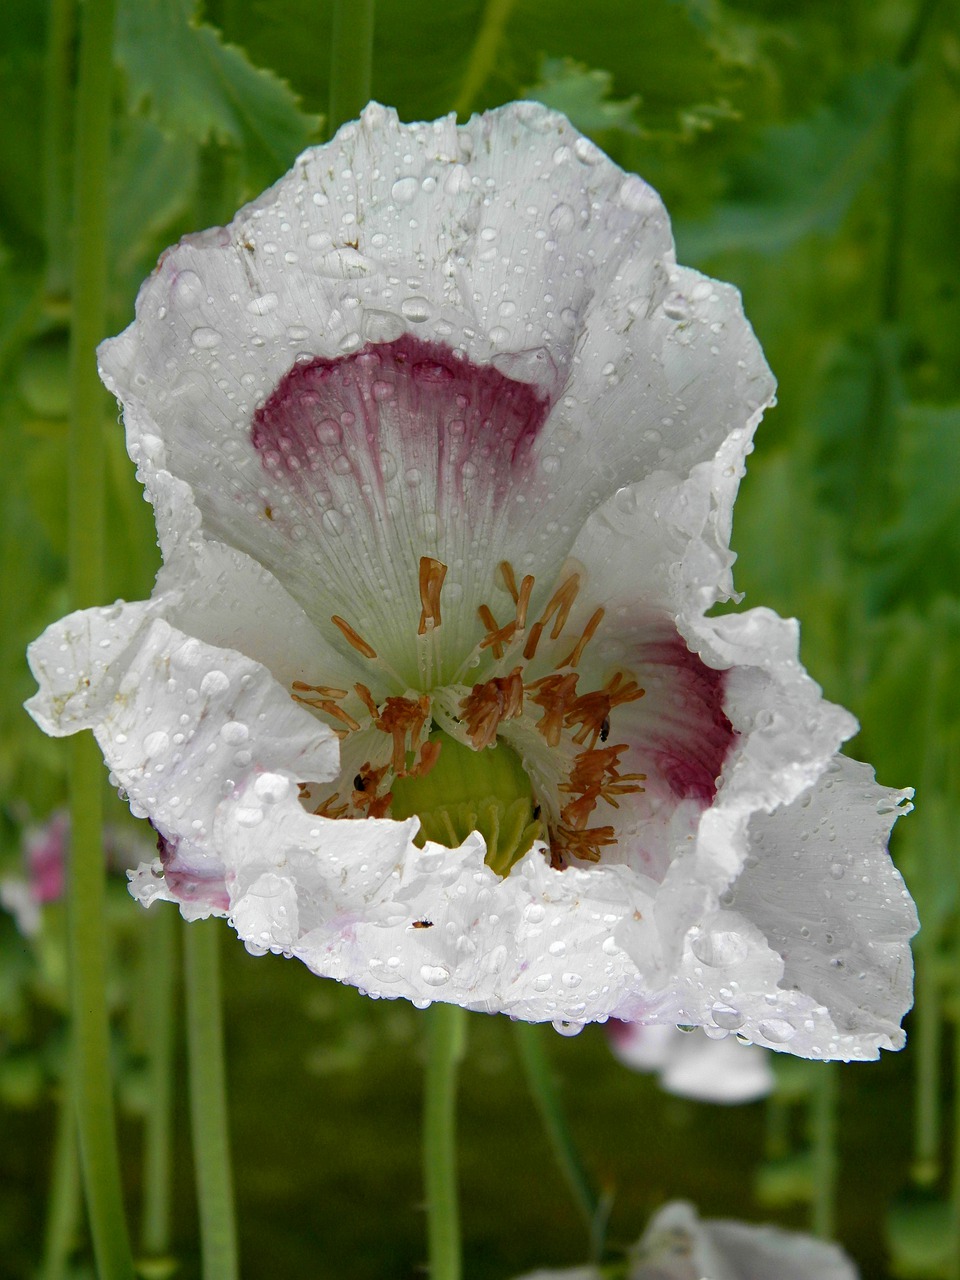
[641,634,735,804]
[250,334,552,513]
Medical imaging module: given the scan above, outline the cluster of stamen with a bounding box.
[292,556,646,869]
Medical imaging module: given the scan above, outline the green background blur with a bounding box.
[1,0,958,1275]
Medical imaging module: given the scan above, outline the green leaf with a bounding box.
[523,56,640,138]
[109,118,198,292]
[880,402,960,605]
[677,64,908,260]
[115,0,320,191]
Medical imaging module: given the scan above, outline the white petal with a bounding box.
[98,102,773,679]
[729,755,917,1054]
[633,1201,859,1280]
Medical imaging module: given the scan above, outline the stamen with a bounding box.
[417,556,448,635]
[410,738,442,778]
[559,606,605,669]
[552,824,617,864]
[499,560,519,603]
[477,604,516,660]
[527,672,579,747]
[515,575,535,630]
[292,681,349,699]
[313,794,350,818]
[353,682,380,718]
[292,694,361,732]
[331,614,377,659]
[537,574,581,640]
[522,621,545,661]
[375,694,431,774]
[460,667,525,750]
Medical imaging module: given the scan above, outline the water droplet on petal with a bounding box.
[172,270,204,308]
[691,929,749,967]
[552,1019,584,1037]
[574,136,602,165]
[391,176,419,205]
[401,296,433,323]
[711,1002,745,1030]
[191,327,222,349]
[663,293,692,322]
[246,292,279,315]
[220,720,249,745]
[420,964,450,987]
[143,730,169,758]
[549,203,577,234]
[200,670,231,698]
[759,1018,797,1044]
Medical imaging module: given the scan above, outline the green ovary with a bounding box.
[390,732,543,877]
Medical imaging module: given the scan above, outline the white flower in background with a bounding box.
[606,1020,774,1104]
[512,1200,859,1280]
[27,103,917,1055]
[631,1201,859,1280]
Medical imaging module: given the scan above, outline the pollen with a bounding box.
[375,694,432,775]
[460,667,525,749]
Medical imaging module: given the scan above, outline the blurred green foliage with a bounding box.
[1,0,958,1276]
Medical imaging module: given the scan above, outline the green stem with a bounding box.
[67,0,133,1269]
[40,1073,81,1280]
[454,0,517,118]
[423,1003,467,1280]
[911,951,942,1186]
[328,0,375,137]
[513,1022,607,1260]
[43,0,76,302]
[184,918,239,1280]
[810,1063,839,1240]
[140,905,179,1257]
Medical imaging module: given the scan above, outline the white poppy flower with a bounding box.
[606,1020,774,1104]
[631,1200,859,1279]
[510,1200,860,1280]
[26,103,917,1055]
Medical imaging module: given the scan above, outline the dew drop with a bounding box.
[574,136,602,165]
[246,292,279,316]
[662,293,692,322]
[552,1019,584,1037]
[191,326,222,349]
[391,176,419,205]
[171,270,205,308]
[200,670,231,698]
[420,964,451,987]
[317,419,342,446]
[711,1002,745,1031]
[401,296,433,323]
[759,1018,797,1044]
[143,730,169,759]
[253,773,290,804]
[691,929,749,967]
[549,203,577,234]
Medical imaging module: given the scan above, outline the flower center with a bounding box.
[391,732,542,877]
[294,555,647,874]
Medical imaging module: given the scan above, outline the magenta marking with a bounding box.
[641,635,735,804]
[156,829,230,911]
[251,334,551,509]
